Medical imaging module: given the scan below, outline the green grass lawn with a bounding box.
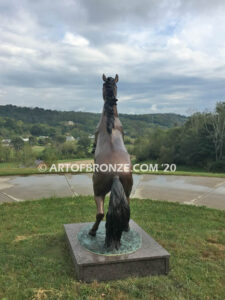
[0,158,93,176]
[0,197,224,299]
[0,162,38,176]
[57,158,93,163]
[0,162,21,169]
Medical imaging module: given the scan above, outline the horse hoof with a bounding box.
[89,229,96,237]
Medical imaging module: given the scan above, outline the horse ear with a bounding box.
[102,74,107,82]
[115,74,119,83]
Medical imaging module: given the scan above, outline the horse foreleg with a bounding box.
[89,195,105,236]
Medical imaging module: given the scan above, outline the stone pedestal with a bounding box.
[64,219,170,282]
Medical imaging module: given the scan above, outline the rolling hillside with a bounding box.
[0,105,187,139]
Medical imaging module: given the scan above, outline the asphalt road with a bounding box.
[0,174,224,210]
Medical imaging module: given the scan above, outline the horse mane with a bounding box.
[104,80,118,134]
[104,97,118,134]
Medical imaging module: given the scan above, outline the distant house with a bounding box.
[38,136,49,139]
[88,134,95,139]
[66,136,75,142]
[1,139,11,146]
[65,121,75,126]
[20,137,29,142]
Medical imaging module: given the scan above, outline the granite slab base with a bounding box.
[64,220,170,282]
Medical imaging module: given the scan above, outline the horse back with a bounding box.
[95,128,131,166]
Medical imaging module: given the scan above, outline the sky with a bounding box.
[0,0,225,115]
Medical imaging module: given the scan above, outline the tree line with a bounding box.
[0,103,224,172]
[133,102,225,172]
[0,105,187,140]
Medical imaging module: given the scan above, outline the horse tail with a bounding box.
[105,176,130,250]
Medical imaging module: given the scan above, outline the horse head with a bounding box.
[102,74,119,102]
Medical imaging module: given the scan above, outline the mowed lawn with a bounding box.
[0,197,224,300]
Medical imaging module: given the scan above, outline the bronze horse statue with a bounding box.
[89,74,133,250]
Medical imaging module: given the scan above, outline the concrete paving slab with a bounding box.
[0,175,72,201]
[0,191,15,203]
[132,175,225,209]
[0,174,224,210]
[64,173,93,196]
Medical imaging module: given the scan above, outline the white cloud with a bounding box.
[0,0,225,114]
[150,104,157,112]
[63,32,89,47]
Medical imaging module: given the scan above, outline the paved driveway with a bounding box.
[0,174,224,210]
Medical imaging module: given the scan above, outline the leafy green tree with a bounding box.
[21,145,35,167]
[11,137,24,151]
[4,118,17,130]
[30,124,44,136]
[29,136,37,146]
[204,102,225,161]
[59,142,77,159]
[55,135,66,144]
[77,135,91,156]
[0,143,12,162]
[41,147,59,165]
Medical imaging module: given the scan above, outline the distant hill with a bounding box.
[0,105,187,139]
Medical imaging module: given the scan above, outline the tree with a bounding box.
[60,142,77,158]
[21,145,35,167]
[55,135,66,144]
[204,102,225,161]
[41,147,58,165]
[30,124,44,136]
[77,135,91,156]
[0,144,12,162]
[4,118,17,130]
[11,137,24,151]
[29,136,37,146]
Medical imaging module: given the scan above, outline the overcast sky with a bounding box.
[0,0,225,115]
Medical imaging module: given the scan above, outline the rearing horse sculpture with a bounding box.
[89,74,133,250]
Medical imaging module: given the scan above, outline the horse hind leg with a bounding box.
[89,195,105,236]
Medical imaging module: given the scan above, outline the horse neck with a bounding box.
[111,105,118,117]
[98,103,120,134]
[101,104,118,121]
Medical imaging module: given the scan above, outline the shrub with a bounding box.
[208,160,225,172]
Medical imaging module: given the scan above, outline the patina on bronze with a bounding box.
[79,222,141,255]
[89,74,133,251]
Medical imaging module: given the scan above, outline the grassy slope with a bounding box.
[0,196,224,300]
[32,146,45,155]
